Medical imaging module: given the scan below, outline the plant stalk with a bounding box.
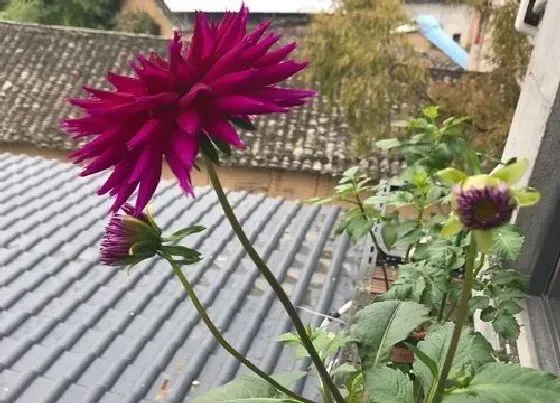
[430,235,477,403]
[165,255,315,403]
[204,157,345,403]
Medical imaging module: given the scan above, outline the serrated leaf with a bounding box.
[492,225,524,260]
[192,375,288,403]
[423,105,439,119]
[480,306,498,322]
[441,216,463,239]
[414,323,494,396]
[271,371,306,388]
[393,228,424,248]
[445,363,560,403]
[352,301,429,369]
[499,301,523,315]
[381,222,399,249]
[363,367,414,403]
[492,313,520,342]
[332,363,358,376]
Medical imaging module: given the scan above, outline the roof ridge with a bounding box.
[0,19,168,40]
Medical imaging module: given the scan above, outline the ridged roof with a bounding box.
[0,153,358,402]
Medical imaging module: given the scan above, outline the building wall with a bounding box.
[407,3,474,48]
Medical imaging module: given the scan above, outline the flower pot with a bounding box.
[390,329,426,364]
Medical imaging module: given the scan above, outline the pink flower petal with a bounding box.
[127,118,162,150]
[135,154,162,214]
[179,83,210,108]
[106,72,145,95]
[256,43,297,67]
[203,118,245,148]
[214,95,287,115]
[205,69,257,95]
[176,110,201,135]
[249,61,308,87]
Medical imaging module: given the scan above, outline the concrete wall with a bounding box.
[407,3,474,48]
[501,0,560,293]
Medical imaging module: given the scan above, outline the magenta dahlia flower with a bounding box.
[63,4,315,214]
[453,181,515,230]
[101,204,162,266]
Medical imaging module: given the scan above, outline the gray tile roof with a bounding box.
[0,153,359,402]
[0,20,407,178]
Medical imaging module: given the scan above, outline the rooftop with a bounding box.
[0,153,359,402]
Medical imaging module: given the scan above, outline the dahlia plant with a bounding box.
[64,4,560,403]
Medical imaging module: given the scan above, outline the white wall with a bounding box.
[407,3,474,46]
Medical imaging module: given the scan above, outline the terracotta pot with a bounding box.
[390,329,426,364]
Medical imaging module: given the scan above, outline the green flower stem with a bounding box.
[430,235,477,403]
[165,255,315,403]
[204,157,345,403]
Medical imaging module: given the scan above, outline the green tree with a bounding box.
[1,0,120,30]
[431,0,532,157]
[115,10,161,35]
[302,0,429,154]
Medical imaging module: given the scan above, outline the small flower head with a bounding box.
[63,3,315,214]
[437,160,540,251]
[100,204,162,266]
[452,175,515,230]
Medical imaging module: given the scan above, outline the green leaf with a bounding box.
[161,245,202,264]
[499,301,523,315]
[376,138,401,149]
[381,222,399,249]
[423,105,440,119]
[363,367,414,403]
[352,301,429,369]
[230,117,257,131]
[405,342,438,381]
[512,188,541,207]
[469,295,490,313]
[192,375,288,402]
[480,306,498,322]
[436,167,467,187]
[492,225,524,260]
[166,225,206,241]
[393,228,424,248]
[128,240,157,258]
[275,333,301,344]
[490,158,528,185]
[445,363,560,402]
[441,216,463,239]
[332,363,358,376]
[413,323,494,396]
[270,371,306,388]
[473,229,495,253]
[492,313,520,342]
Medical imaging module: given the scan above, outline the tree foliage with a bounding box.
[302,0,429,154]
[303,0,532,159]
[430,1,532,157]
[1,0,120,30]
[115,10,161,35]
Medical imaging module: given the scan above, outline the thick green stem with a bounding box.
[430,236,477,403]
[204,157,344,403]
[165,256,315,403]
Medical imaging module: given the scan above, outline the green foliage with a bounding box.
[302,0,428,153]
[444,363,560,402]
[114,11,161,35]
[431,1,532,158]
[192,374,301,402]
[1,0,120,29]
[352,301,429,369]
[364,367,414,403]
[277,327,355,361]
[413,323,494,397]
[492,224,524,261]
